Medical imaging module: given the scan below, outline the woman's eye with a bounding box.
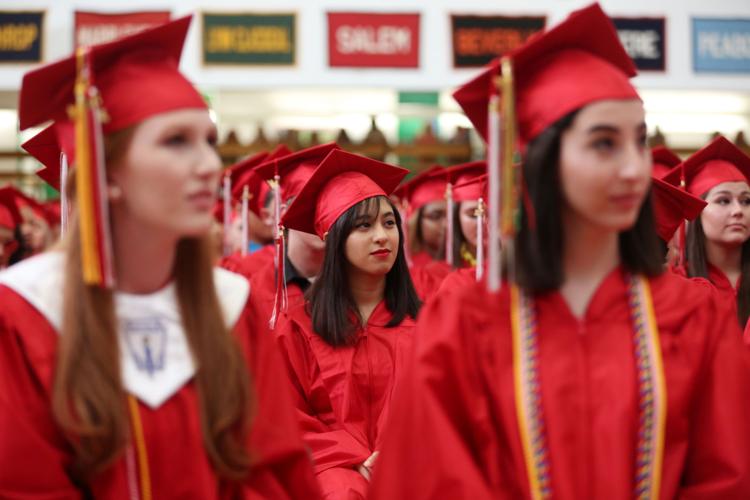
[741,198,750,206]
[357,222,371,229]
[715,198,730,205]
[164,134,187,146]
[384,219,396,227]
[592,137,615,151]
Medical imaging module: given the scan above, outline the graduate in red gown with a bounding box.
[0,17,319,499]
[663,136,750,329]
[220,144,337,281]
[445,160,487,269]
[219,144,293,274]
[0,190,22,269]
[247,144,340,331]
[371,4,750,499]
[393,165,447,267]
[275,149,422,499]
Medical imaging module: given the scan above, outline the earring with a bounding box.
[108,185,123,201]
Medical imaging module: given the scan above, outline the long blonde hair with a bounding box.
[52,127,253,480]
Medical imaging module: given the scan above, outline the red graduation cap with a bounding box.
[254,143,340,203]
[650,176,706,242]
[663,135,750,197]
[453,173,488,203]
[282,149,408,238]
[444,161,487,202]
[651,146,681,180]
[0,188,23,230]
[19,15,204,134]
[21,125,68,191]
[226,151,269,216]
[452,3,638,149]
[393,165,447,215]
[0,186,56,227]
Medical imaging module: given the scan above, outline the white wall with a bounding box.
[0,0,749,93]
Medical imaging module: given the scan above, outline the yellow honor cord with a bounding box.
[127,395,153,500]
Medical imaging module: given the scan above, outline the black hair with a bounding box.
[515,109,664,293]
[686,211,750,327]
[306,195,421,346]
[8,225,30,266]
[451,201,473,269]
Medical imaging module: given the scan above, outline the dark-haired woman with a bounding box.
[0,17,319,499]
[371,4,750,499]
[276,149,421,499]
[666,136,750,330]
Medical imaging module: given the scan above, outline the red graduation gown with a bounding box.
[0,278,319,499]
[410,260,452,302]
[246,259,308,336]
[370,267,750,500]
[275,301,415,500]
[220,244,275,280]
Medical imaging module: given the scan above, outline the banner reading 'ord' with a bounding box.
[74,11,171,47]
[202,12,296,66]
[451,15,545,68]
[0,11,43,63]
[328,12,420,68]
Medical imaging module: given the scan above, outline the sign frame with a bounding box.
[0,10,45,64]
[327,11,421,69]
[450,13,546,69]
[612,16,667,73]
[692,17,750,74]
[201,11,298,68]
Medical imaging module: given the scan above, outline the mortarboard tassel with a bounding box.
[499,56,521,286]
[486,91,502,292]
[60,151,69,236]
[241,185,249,257]
[222,175,231,257]
[476,197,485,282]
[445,181,454,267]
[70,46,114,288]
[269,174,288,329]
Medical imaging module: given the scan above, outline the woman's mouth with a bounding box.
[187,190,215,210]
[370,249,392,259]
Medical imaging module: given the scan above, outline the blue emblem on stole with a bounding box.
[122,317,167,377]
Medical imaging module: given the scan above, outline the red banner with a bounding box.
[74,11,171,47]
[328,12,420,68]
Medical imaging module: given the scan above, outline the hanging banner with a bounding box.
[0,11,44,63]
[612,17,666,72]
[328,12,420,68]
[451,15,545,68]
[202,12,296,66]
[693,18,750,73]
[74,11,171,47]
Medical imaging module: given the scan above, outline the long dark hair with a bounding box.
[686,214,750,327]
[306,195,421,346]
[515,110,664,293]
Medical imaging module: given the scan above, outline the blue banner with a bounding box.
[693,18,750,73]
[0,11,44,63]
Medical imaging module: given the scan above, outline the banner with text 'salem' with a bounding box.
[693,18,750,73]
[0,11,44,63]
[612,17,666,72]
[202,12,296,66]
[328,12,420,68]
[74,11,171,47]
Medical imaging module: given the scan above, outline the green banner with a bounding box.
[202,12,296,66]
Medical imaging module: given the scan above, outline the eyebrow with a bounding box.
[382,211,395,218]
[711,190,750,196]
[587,122,647,134]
